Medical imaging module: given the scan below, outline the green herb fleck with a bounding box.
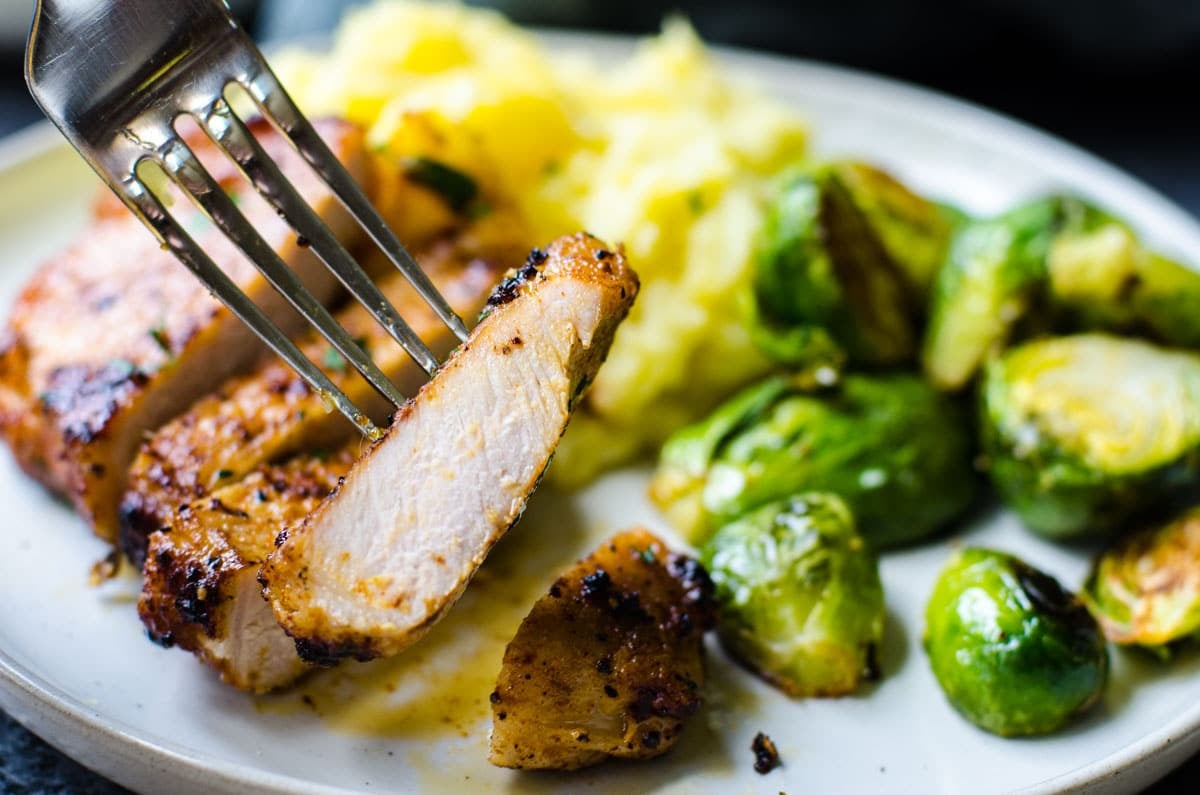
[542,160,561,177]
[403,157,478,212]
[217,469,234,480]
[467,201,493,220]
[638,547,656,564]
[312,449,330,462]
[322,347,348,373]
[687,190,705,215]
[149,325,171,356]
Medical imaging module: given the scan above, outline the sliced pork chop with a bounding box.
[120,218,521,567]
[133,225,521,691]
[0,119,371,541]
[488,528,715,770]
[140,452,355,692]
[261,234,639,664]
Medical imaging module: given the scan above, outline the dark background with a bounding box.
[2,1,1198,792]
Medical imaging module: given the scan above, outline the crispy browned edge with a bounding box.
[138,453,356,662]
[0,118,369,541]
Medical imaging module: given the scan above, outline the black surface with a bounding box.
[0,711,130,795]
[1,1,1199,792]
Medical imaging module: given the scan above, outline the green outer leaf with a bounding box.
[749,163,932,369]
[1126,252,1200,348]
[750,171,848,371]
[658,376,794,482]
[754,172,841,326]
[702,493,884,698]
[654,373,978,549]
[403,156,478,211]
[924,547,1107,737]
[921,197,1064,391]
[1046,197,1200,349]
[651,377,795,542]
[819,172,918,361]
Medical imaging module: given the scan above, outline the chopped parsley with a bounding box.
[403,157,478,212]
[322,337,369,374]
[322,347,348,373]
[467,201,493,220]
[149,324,171,356]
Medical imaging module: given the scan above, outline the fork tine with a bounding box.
[198,97,441,377]
[118,171,382,440]
[238,64,472,345]
[157,133,407,410]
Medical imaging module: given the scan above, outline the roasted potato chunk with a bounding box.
[488,528,715,770]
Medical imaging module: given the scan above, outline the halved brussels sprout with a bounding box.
[924,547,1108,737]
[921,197,1064,391]
[1083,507,1200,650]
[702,493,884,697]
[1050,213,1200,349]
[924,195,1200,392]
[752,163,952,368]
[981,333,1200,540]
[651,373,978,548]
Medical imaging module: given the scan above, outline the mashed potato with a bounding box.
[273,1,807,486]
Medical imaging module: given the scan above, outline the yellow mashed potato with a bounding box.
[273,1,807,486]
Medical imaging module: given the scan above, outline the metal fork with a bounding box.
[25,0,470,438]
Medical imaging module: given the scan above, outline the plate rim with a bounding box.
[1,29,1199,795]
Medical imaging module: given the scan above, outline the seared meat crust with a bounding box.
[140,452,355,692]
[488,528,715,770]
[261,234,639,664]
[0,118,370,541]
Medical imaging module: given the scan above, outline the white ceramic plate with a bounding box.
[1,33,1199,795]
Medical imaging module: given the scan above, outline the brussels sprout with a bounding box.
[702,493,884,697]
[924,195,1200,392]
[1049,213,1200,349]
[921,197,1064,391]
[1083,507,1200,650]
[746,311,847,385]
[981,334,1200,540]
[752,163,950,368]
[751,171,846,370]
[651,373,978,548]
[924,547,1108,737]
[829,162,958,295]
